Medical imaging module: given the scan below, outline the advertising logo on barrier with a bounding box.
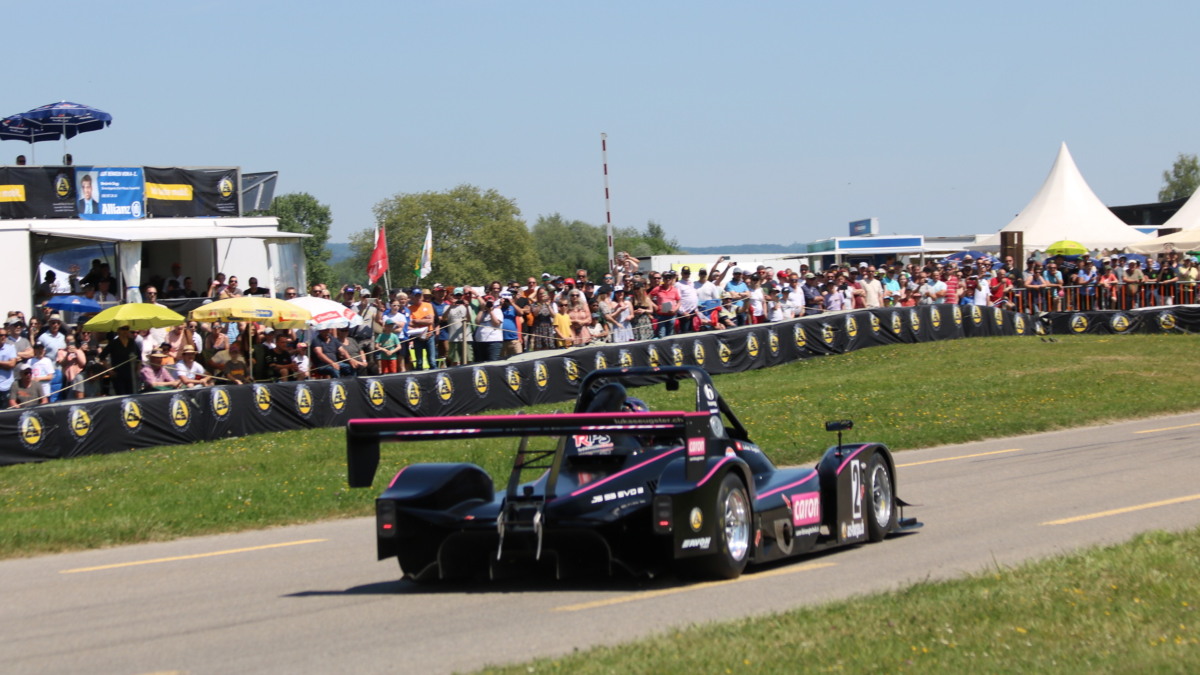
[845,316,858,338]
[821,324,835,346]
[170,394,192,431]
[693,341,706,365]
[618,349,634,368]
[68,406,92,441]
[747,333,760,357]
[121,398,143,432]
[594,351,608,370]
[472,368,490,397]
[930,306,941,329]
[793,324,806,349]
[143,167,240,217]
[869,314,880,333]
[211,387,231,421]
[1035,320,1047,335]
[768,330,780,355]
[908,309,920,333]
[294,385,314,418]
[993,306,1004,326]
[1110,314,1131,333]
[563,358,581,384]
[534,361,549,390]
[952,305,963,326]
[435,373,453,403]
[671,343,684,366]
[718,341,732,364]
[329,381,348,413]
[253,384,272,415]
[647,345,661,367]
[1158,312,1177,331]
[407,378,424,407]
[970,305,982,325]
[1014,315,1026,335]
[366,379,387,410]
[890,312,902,334]
[1070,315,1089,334]
[18,410,45,449]
[505,365,522,393]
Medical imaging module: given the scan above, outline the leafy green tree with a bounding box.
[354,184,540,289]
[530,215,686,277]
[530,213,609,277]
[1159,153,1200,201]
[269,193,333,289]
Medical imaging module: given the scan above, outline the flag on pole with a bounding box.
[367,226,389,284]
[414,225,433,280]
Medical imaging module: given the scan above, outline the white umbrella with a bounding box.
[286,295,363,329]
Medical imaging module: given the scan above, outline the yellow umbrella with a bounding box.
[1045,240,1089,256]
[189,296,311,328]
[82,302,185,332]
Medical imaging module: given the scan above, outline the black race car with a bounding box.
[346,366,920,581]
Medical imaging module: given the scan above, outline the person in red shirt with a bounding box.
[649,271,681,338]
[989,272,1014,308]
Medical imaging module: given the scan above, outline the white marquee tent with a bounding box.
[1126,188,1200,254]
[978,143,1150,252]
[1127,227,1200,254]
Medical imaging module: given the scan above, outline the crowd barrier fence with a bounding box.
[3,303,1196,465]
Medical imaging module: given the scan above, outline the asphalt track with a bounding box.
[4,412,1200,675]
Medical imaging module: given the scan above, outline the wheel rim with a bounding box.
[871,463,893,527]
[724,486,750,561]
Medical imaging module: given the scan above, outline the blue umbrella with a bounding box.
[17,101,112,160]
[45,295,102,314]
[0,113,60,163]
[940,250,1000,266]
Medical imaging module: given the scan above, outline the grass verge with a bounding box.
[2,334,1198,558]
[478,527,1200,674]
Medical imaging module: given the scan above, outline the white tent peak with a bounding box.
[979,142,1149,251]
[1159,185,1200,231]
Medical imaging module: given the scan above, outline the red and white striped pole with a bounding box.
[601,133,615,274]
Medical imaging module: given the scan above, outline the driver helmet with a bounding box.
[623,397,649,413]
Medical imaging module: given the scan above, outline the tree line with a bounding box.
[268,184,682,290]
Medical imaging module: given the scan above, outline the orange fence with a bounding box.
[1009,283,1198,313]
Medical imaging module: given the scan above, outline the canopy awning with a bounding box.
[28,221,309,243]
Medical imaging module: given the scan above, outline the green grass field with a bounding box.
[3,334,1198,559]
[480,527,1200,674]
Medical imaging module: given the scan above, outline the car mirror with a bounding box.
[825,420,853,432]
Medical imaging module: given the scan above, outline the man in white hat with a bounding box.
[175,345,213,387]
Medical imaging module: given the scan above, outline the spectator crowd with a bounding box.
[3,249,1195,409]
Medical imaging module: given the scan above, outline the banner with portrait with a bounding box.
[75,167,145,220]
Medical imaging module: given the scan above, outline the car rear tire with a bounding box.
[866,452,896,542]
[689,473,752,579]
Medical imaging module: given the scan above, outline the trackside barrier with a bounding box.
[8,303,1181,466]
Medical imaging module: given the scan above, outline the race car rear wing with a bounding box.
[346,411,715,489]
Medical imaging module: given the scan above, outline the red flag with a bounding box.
[367,226,389,284]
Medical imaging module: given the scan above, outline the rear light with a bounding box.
[652,495,672,534]
[377,500,397,538]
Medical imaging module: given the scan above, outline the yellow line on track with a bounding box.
[60,539,328,574]
[1133,422,1200,434]
[897,448,1022,468]
[553,561,836,612]
[1042,494,1200,526]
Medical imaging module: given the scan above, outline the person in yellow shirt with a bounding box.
[552,301,573,349]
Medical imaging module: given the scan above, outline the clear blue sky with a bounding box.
[6,1,1196,247]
